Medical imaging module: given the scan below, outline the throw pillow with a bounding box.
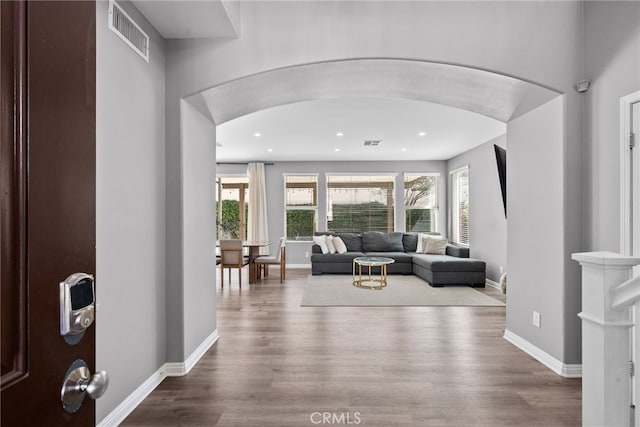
[313,235,329,254]
[326,235,337,254]
[336,233,362,252]
[402,233,419,252]
[333,236,348,254]
[362,231,404,252]
[423,235,448,255]
[415,232,439,253]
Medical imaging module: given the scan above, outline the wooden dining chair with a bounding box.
[219,239,248,288]
[254,237,286,283]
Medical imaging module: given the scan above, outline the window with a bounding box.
[216,176,249,240]
[404,174,438,232]
[326,175,395,233]
[285,175,318,241]
[450,167,469,246]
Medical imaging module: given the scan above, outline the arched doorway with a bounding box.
[175,57,571,377]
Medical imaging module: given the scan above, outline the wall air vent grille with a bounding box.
[363,140,382,147]
[108,0,149,62]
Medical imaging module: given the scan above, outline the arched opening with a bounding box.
[176,57,571,377]
[188,58,559,125]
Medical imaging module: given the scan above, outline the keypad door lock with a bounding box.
[60,273,95,344]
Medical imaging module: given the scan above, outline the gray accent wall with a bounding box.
[584,1,640,252]
[163,96,218,365]
[447,135,507,283]
[217,161,448,265]
[96,0,166,421]
[180,101,217,357]
[506,97,567,363]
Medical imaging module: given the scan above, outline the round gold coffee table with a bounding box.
[352,257,395,290]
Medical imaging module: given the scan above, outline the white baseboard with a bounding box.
[163,362,185,377]
[561,364,583,378]
[97,329,219,426]
[485,278,501,290]
[503,329,582,378]
[184,329,219,374]
[97,365,166,427]
[164,329,218,376]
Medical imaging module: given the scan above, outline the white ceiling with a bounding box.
[216,97,507,162]
[132,0,239,39]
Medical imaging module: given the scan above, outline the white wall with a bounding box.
[180,101,217,357]
[506,97,567,363]
[448,135,508,283]
[217,160,447,265]
[96,0,166,421]
[584,1,640,252]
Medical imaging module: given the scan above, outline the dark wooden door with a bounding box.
[1,1,96,425]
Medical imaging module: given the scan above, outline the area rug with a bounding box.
[301,274,505,307]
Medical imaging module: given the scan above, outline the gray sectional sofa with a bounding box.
[311,231,486,287]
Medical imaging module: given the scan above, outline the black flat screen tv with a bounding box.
[494,144,507,218]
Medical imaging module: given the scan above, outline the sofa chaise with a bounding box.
[311,231,486,287]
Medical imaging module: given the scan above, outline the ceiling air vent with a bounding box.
[108,0,149,62]
[363,140,382,147]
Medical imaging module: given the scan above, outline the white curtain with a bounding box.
[247,162,269,254]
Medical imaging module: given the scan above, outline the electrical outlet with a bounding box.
[305,251,309,258]
[533,311,541,328]
[499,266,504,274]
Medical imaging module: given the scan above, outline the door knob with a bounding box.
[61,359,109,413]
[82,370,109,399]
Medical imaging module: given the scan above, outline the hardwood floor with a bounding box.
[123,269,581,426]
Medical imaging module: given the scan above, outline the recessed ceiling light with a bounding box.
[267,148,273,152]
[336,132,344,137]
[401,148,407,152]
[418,132,426,137]
[254,132,261,137]
[334,148,340,152]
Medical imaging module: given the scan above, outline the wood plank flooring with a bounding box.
[122,269,581,426]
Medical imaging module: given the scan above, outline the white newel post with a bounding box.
[572,252,640,427]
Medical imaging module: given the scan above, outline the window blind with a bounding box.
[327,175,395,233]
[285,175,317,241]
[451,168,469,246]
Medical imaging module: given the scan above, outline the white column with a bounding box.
[572,252,640,427]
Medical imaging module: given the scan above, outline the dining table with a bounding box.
[217,240,273,284]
